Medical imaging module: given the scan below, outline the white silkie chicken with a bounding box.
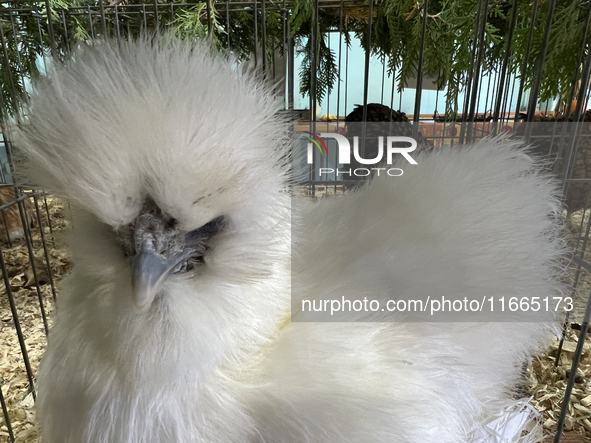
[15,37,565,443]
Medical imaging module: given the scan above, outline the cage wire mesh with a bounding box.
[0,0,590,441]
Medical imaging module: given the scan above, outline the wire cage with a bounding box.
[0,0,590,441]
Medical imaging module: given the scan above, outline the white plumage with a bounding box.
[15,37,564,443]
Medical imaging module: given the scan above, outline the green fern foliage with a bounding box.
[0,0,588,118]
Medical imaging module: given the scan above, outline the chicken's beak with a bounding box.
[130,251,173,309]
[130,248,191,309]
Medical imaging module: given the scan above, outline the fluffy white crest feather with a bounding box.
[14,37,564,443]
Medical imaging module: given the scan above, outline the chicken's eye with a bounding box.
[172,216,226,273]
[171,255,205,275]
